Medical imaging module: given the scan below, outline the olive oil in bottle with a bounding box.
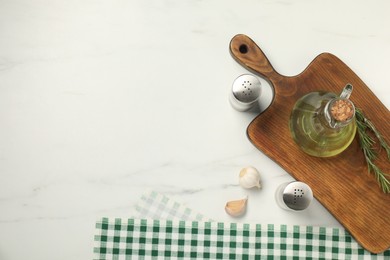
[289,84,356,157]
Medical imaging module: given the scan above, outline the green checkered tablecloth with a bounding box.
[94,191,390,259]
[133,191,209,222]
[94,218,390,259]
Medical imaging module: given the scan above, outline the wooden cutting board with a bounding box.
[229,34,390,254]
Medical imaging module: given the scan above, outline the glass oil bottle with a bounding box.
[289,84,356,157]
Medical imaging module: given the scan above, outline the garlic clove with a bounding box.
[239,166,261,189]
[225,197,248,217]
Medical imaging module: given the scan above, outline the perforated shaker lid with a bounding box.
[282,182,313,211]
[232,74,261,103]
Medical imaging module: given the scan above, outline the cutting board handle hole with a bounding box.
[239,44,248,54]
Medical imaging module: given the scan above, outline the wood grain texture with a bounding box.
[230,34,390,254]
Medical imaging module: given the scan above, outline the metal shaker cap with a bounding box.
[276,181,313,211]
[229,74,261,111]
[281,181,313,211]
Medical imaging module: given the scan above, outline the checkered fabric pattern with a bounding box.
[94,218,390,259]
[133,191,209,222]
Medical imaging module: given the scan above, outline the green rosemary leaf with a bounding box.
[367,157,390,193]
[362,111,390,160]
[355,108,390,193]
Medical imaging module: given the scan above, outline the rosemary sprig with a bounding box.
[355,108,390,193]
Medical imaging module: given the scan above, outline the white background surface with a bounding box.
[0,0,389,259]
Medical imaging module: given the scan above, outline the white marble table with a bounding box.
[1,1,389,259]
